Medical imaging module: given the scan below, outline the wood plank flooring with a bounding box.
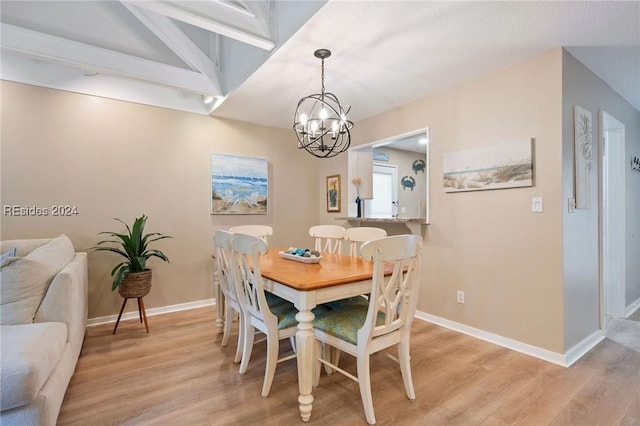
[58,306,640,425]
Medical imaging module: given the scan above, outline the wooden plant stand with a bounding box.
[113,297,149,334]
[112,270,152,334]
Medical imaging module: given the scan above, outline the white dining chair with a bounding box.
[213,230,244,363]
[344,227,388,257]
[230,233,300,397]
[309,224,346,253]
[229,225,273,242]
[312,234,422,424]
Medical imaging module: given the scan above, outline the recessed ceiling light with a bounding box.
[203,95,215,104]
[418,138,428,144]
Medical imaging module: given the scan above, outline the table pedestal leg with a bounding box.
[295,309,315,422]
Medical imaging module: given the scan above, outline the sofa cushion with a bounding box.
[1,235,75,325]
[0,238,52,257]
[1,247,17,267]
[0,322,68,410]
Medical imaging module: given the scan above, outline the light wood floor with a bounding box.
[58,306,640,426]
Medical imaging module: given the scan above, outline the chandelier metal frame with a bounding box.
[293,49,353,158]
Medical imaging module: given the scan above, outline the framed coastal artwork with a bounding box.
[211,153,268,215]
[443,139,533,193]
[326,174,341,213]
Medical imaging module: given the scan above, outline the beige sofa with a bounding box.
[0,235,88,425]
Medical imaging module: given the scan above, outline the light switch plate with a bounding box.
[532,197,543,212]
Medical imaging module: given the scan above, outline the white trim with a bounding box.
[563,330,605,367]
[625,297,640,318]
[87,298,216,327]
[600,110,627,324]
[415,310,603,367]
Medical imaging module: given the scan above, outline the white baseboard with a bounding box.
[87,299,603,367]
[624,297,640,318]
[414,310,603,367]
[563,329,605,367]
[87,298,216,327]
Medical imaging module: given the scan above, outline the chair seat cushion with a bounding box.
[269,299,332,330]
[0,322,68,410]
[313,305,385,345]
[265,293,333,329]
[265,291,287,307]
[325,295,370,310]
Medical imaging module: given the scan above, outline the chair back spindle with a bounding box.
[344,227,387,257]
[309,225,345,253]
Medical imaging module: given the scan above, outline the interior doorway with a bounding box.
[600,110,626,329]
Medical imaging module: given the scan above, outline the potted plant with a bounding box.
[93,214,171,298]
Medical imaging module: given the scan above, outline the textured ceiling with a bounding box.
[212,0,640,129]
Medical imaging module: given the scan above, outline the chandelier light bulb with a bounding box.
[320,108,328,120]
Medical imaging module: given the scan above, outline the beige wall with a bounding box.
[320,49,566,352]
[1,81,320,318]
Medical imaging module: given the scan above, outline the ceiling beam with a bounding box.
[237,0,274,40]
[211,0,256,18]
[0,23,221,96]
[122,2,222,96]
[130,0,275,51]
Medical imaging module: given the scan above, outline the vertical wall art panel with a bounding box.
[443,139,533,193]
[574,106,593,209]
[211,153,268,215]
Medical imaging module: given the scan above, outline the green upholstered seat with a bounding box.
[265,291,286,307]
[313,305,385,345]
[325,295,370,311]
[273,303,331,329]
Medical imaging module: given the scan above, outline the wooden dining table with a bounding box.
[214,248,379,422]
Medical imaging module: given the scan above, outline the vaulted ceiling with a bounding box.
[1,1,638,130]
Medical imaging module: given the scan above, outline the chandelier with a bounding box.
[293,49,353,158]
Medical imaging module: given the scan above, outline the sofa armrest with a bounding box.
[35,253,88,337]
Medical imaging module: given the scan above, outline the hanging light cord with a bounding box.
[320,56,325,98]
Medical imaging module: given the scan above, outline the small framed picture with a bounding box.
[326,174,341,213]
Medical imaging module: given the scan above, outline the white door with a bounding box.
[366,164,398,218]
[600,110,626,327]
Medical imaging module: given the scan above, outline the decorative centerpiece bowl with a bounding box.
[279,247,322,264]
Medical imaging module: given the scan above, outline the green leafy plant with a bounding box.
[93,214,171,290]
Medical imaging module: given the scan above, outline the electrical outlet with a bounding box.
[457,290,465,304]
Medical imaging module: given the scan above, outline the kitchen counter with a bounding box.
[335,217,428,234]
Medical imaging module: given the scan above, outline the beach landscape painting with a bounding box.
[211,153,268,214]
[443,139,533,193]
